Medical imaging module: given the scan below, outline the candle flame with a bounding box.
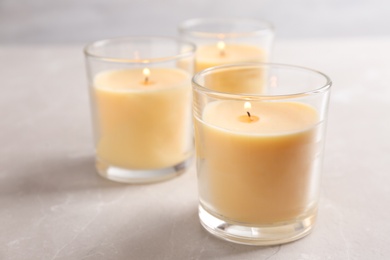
[143,68,150,77]
[244,101,251,110]
[143,68,150,84]
[217,41,226,56]
[239,101,259,123]
[245,102,252,120]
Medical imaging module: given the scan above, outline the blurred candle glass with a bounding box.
[193,63,331,245]
[84,37,195,183]
[179,18,274,73]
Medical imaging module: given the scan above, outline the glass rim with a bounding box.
[192,62,332,100]
[84,36,196,64]
[178,17,274,39]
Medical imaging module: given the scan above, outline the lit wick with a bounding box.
[143,68,150,84]
[239,102,259,123]
[246,111,251,119]
[217,41,226,57]
[245,102,252,121]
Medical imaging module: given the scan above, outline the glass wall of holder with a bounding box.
[192,63,331,245]
[84,37,196,183]
[179,18,274,73]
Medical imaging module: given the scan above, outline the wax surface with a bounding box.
[202,67,265,94]
[195,101,321,224]
[203,101,317,134]
[195,43,265,72]
[93,68,192,169]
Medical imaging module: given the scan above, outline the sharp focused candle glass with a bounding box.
[179,18,274,73]
[84,37,195,183]
[193,63,331,245]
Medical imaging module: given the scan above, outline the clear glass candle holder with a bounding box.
[179,18,274,73]
[84,37,195,183]
[192,63,331,245]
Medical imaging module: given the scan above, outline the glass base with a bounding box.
[96,157,192,184]
[199,205,316,246]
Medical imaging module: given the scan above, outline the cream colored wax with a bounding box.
[196,44,266,94]
[93,68,192,169]
[195,101,320,224]
[195,43,265,72]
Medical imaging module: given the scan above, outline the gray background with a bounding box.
[1,0,389,45]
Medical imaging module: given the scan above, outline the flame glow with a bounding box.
[244,102,252,110]
[143,68,150,77]
[217,41,226,55]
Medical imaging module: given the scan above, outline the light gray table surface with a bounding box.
[1,37,390,259]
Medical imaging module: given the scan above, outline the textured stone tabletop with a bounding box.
[1,37,390,259]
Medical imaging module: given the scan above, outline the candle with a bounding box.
[202,64,265,94]
[85,36,195,183]
[195,42,265,72]
[192,62,331,245]
[196,42,266,94]
[179,19,274,95]
[195,101,320,224]
[179,18,274,74]
[94,68,192,169]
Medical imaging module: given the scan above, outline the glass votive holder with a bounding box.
[179,18,274,73]
[84,37,195,183]
[192,63,331,245]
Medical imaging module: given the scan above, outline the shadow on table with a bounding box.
[0,154,131,197]
[110,206,281,259]
[1,154,286,258]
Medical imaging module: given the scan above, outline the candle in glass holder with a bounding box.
[84,36,195,183]
[195,41,265,72]
[179,18,273,94]
[94,67,192,170]
[193,63,331,245]
[179,18,274,72]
